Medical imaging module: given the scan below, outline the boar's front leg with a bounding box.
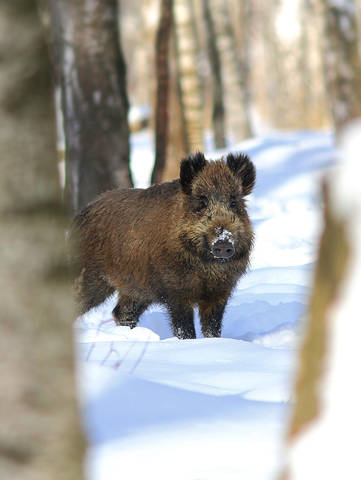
[112,297,149,328]
[199,300,227,338]
[167,302,196,339]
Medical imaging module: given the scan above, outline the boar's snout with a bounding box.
[211,239,235,259]
[211,229,235,259]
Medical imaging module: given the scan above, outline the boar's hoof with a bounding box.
[112,303,139,329]
[114,318,137,328]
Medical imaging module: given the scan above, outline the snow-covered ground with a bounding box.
[75,130,337,480]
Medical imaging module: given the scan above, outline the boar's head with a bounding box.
[178,152,256,263]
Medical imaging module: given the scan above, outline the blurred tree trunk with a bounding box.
[212,0,253,140]
[187,0,204,93]
[173,0,204,152]
[321,0,361,134]
[0,1,84,479]
[282,122,361,479]
[286,184,349,441]
[261,0,284,128]
[202,0,226,149]
[298,0,312,125]
[297,0,330,129]
[162,38,189,181]
[49,0,131,213]
[237,0,253,137]
[151,0,173,184]
[162,0,204,180]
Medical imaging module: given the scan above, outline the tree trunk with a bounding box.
[212,0,253,140]
[261,0,285,128]
[0,1,84,478]
[282,121,361,478]
[151,0,173,185]
[321,0,361,134]
[237,0,253,137]
[298,0,312,125]
[162,35,189,181]
[49,0,132,213]
[202,0,226,149]
[173,0,204,152]
[162,0,205,183]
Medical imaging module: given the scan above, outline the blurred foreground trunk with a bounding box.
[49,0,131,213]
[283,120,361,478]
[0,1,84,479]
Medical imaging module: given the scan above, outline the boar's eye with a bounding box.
[229,197,237,209]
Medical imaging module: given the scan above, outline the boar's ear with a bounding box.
[226,152,256,196]
[180,152,207,194]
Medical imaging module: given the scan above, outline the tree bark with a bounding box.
[261,0,285,128]
[151,0,173,185]
[321,0,361,134]
[298,0,312,125]
[49,0,132,213]
[202,0,226,149]
[162,36,189,181]
[237,0,253,137]
[173,0,204,152]
[162,0,205,183]
[0,1,84,478]
[212,0,253,140]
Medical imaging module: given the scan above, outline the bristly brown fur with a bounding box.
[72,152,256,339]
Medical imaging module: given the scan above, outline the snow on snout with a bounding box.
[212,228,234,246]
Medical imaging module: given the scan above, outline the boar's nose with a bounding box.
[212,239,235,259]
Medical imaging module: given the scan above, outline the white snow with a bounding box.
[128,104,151,125]
[212,228,234,246]
[75,129,336,479]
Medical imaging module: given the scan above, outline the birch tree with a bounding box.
[152,0,173,184]
[321,0,361,133]
[260,0,285,128]
[202,0,226,148]
[49,0,132,213]
[173,0,204,152]
[212,0,253,140]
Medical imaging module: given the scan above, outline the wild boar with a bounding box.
[73,152,255,339]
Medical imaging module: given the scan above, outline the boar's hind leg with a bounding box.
[199,301,226,338]
[112,297,149,328]
[167,303,196,339]
[76,268,115,314]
